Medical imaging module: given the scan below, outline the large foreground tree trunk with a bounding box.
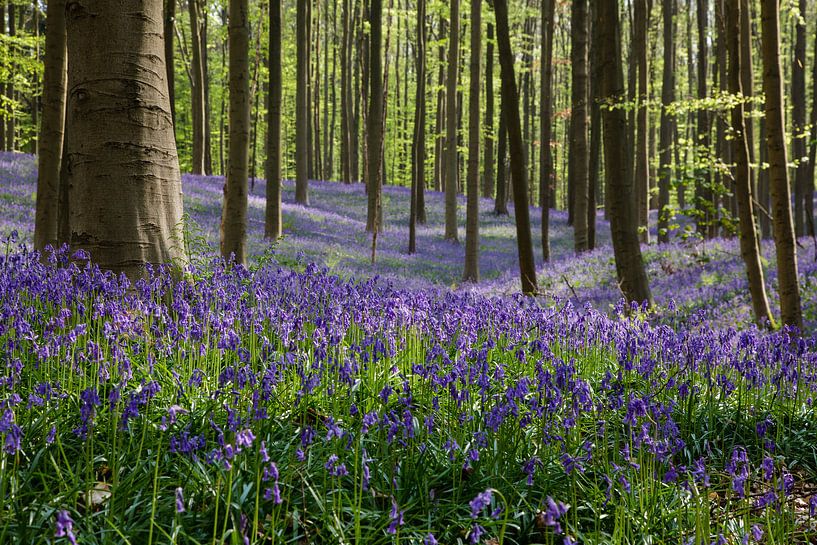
[493,0,537,294]
[598,0,652,305]
[657,0,675,244]
[463,0,480,282]
[570,0,589,252]
[265,0,282,239]
[64,0,186,277]
[726,0,773,326]
[34,0,67,253]
[760,0,803,329]
[365,0,383,233]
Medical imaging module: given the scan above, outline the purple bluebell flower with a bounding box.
[54,510,77,545]
[469,489,492,518]
[175,487,185,513]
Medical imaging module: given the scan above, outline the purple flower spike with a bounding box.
[175,487,185,513]
[469,489,493,519]
[54,510,77,545]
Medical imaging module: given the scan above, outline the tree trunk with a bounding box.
[695,0,711,236]
[296,0,310,204]
[633,0,649,244]
[265,0,282,239]
[188,0,206,174]
[341,0,353,184]
[792,0,807,237]
[657,0,675,244]
[760,0,803,329]
[808,13,817,237]
[221,0,250,264]
[570,0,589,252]
[433,22,446,193]
[726,0,773,326]
[494,96,508,215]
[0,3,5,152]
[539,0,554,261]
[444,0,459,241]
[365,0,383,233]
[202,14,213,175]
[64,0,186,277]
[34,0,67,253]
[483,22,494,199]
[164,0,176,126]
[598,0,652,305]
[588,1,600,250]
[410,0,427,253]
[463,0,480,282]
[493,0,537,294]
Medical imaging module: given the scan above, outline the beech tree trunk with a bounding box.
[64,0,186,277]
[539,0,555,261]
[493,0,537,295]
[365,0,383,233]
[463,0,480,282]
[598,0,652,305]
[570,0,589,252]
[760,0,803,329]
[494,96,508,215]
[657,0,675,244]
[444,0,459,241]
[220,0,250,264]
[633,0,649,244]
[792,0,807,237]
[483,22,494,199]
[726,0,773,326]
[808,18,817,237]
[34,0,67,253]
[695,0,711,236]
[265,0,282,239]
[341,0,353,184]
[5,3,14,150]
[295,0,310,204]
[188,0,206,175]
[409,0,427,253]
[0,3,5,152]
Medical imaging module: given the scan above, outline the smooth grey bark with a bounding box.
[410,0,427,253]
[539,0,555,261]
[265,0,282,239]
[444,0,460,241]
[365,0,383,233]
[64,0,186,277]
[483,22,494,199]
[463,0,480,282]
[296,0,310,204]
[188,0,206,174]
[34,0,67,253]
[792,0,807,237]
[633,0,649,244]
[164,0,176,126]
[570,0,589,252]
[657,0,675,244]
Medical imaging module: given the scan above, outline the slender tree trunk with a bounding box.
[164,0,176,126]
[715,0,729,237]
[808,17,817,237]
[633,0,649,243]
[726,0,773,326]
[34,0,67,253]
[188,0,206,174]
[571,0,589,252]
[587,1,600,250]
[221,0,250,264]
[410,0,427,253]
[296,0,310,204]
[739,0,756,227]
[598,0,652,305]
[0,3,5,152]
[463,0,481,282]
[365,0,384,233]
[5,3,14,151]
[265,0,282,239]
[792,0,807,237]
[539,0,555,261]
[696,0,711,236]
[444,0,460,241]
[433,22,446,193]
[494,96,508,215]
[760,0,803,329]
[483,22,494,199]
[341,0,353,183]
[202,15,213,175]
[657,0,676,244]
[64,0,186,277]
[493,0,537,294]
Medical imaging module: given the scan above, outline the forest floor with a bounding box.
[3,152,815,330]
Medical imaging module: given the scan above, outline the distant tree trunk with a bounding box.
[0,3,5,152]
[463,0,480,282]
[296,0,310,204]
[539,0,554,261]
[433,22,446,193]
[341,0,353,184]
[494,97,508,215]
[483,22,495,199]
[792,0,807,237]
[64,0,186,277]
[657,0,676,244]
[265,0,282,240]
[726,0,773,326]
[410,0,427,253]
[587,3,600,250]
[633,0,649,243]
[758,118,771,239]
[739,0,756,228]
[202,15,213,175]
[34,0,67,253]
[188,0,206,174]
[570,0,589,252]
[365,0,383,233]
[5,3,14,150]
[493,0,537,294]
[695,0,711,236]
[444,0,459,241]
[221,0,250,264]
[714,0,729,236]
[808,20,817,237]
[164,0,176,126]
[598,0,653,305]
[760,0,803,329]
